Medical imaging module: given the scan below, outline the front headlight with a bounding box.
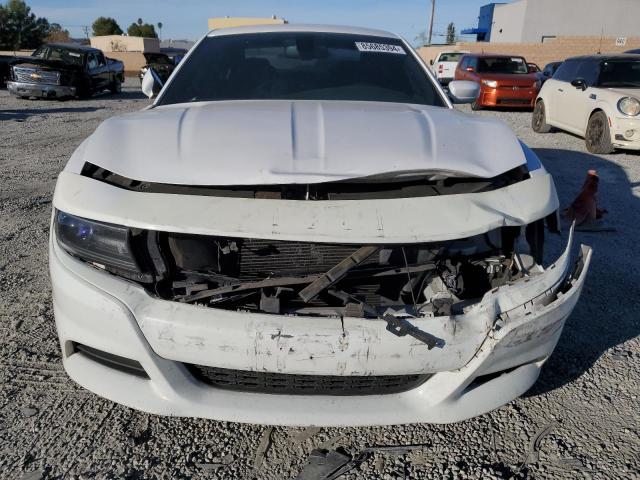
[618,97,640,116]
[55,210,149,281]
[481,79,498,88]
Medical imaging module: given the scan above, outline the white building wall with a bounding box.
[491,0,640,43]
[492,0,528,43]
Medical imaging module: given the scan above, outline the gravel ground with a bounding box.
[0,78,639,480]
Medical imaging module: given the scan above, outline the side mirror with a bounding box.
[571,78,587,91]
[141,68,164,99]
[448,80,480,104]
[429,59,434,66]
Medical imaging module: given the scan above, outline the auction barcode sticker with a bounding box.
[355,42,406,55]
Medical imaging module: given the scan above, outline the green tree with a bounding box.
[446,22,456,45]
[0,0,50,50]
[92,16,122,36]
[127,19,157,38]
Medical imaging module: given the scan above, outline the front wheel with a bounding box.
[110,78,122,94]
[532,100,552,133]
[585,111,614,154]
[471,100,483,111]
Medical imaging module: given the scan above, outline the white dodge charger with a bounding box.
[50,24,591,426]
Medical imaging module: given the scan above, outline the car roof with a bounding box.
[207,23,399,39]
[45,43,99,53]
[565,54,640,62]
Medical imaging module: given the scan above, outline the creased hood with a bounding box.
[74,100,526,185]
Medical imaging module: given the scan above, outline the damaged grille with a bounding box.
[187,364,431,395]
[13,66,61,85]
[237,239,371,280]
[160,227,521,319]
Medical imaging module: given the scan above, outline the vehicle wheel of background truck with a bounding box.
[110,78,122,94]
[532,100,552,133]
[585,111,614,154]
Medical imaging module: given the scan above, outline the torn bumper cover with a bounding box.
[50,196,591,426]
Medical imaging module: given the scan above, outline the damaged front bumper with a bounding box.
[7,81,76,99]
[50,221,591,426]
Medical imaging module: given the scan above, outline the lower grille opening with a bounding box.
[496,98,531,105]
[73,342,149,379]
[187,364,431,396]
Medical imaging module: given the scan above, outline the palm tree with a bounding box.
[157,22,163,40]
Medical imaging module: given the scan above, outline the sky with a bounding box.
[28,0,490,44]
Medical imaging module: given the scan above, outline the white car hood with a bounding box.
[605,87,640,99]
[73,100,526,185]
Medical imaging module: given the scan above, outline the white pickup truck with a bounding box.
[430,51,469,85]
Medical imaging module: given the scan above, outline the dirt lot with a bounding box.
[0,78,639,480]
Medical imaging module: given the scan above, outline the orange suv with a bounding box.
[455,54,541,110]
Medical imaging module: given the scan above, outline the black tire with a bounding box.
[471,100,483,111]
[585,111,614,154]
[77,85,91,99]
[532,100,552,133]
[110,77,122,94]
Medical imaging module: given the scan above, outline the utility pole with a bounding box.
[427,0,436,45]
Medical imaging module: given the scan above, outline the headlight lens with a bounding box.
[55,211,146,279]
[481,79,498,88]
[618,97,640,116]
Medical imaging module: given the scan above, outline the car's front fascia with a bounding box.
[49,25,591,426]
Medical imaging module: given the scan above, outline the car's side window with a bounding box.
[96,53,106,67]
[87,53,98,70]
[459,57,468,70]
[576,60,600,86]
[553,60,579,83]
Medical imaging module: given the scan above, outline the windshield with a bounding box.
[32,46,84,66]
[597,59,640,87]
[157,32,445,107]
[477,56,528,74]
[438,52,464,62]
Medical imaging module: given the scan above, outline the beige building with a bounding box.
[90,35,160,54]
[208,17,286,31]
[90,36,161,74]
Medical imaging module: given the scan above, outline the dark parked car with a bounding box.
[0,54,32,88]
[625,49,640,54]
[161,47,188,65]
[540,61,563,84]
[139,52,176,83]
[7,43,124,99]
